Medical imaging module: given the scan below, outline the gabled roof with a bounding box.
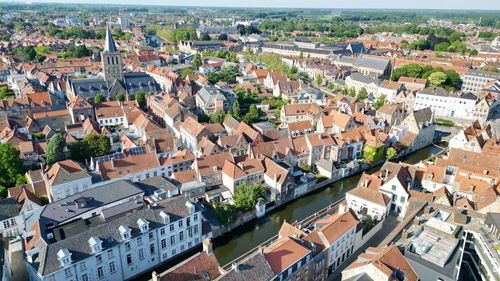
[222,160,246,180]
[45,160,90,186]
[263,236,311,274]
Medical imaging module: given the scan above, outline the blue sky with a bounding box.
[29,0,500,10]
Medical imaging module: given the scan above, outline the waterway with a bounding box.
[133,143,444,280]
[212,144,445,266]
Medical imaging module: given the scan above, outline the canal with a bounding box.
[212,144,445,266]
[133,144,444,280]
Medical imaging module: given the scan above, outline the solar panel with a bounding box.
[93,152,125,164]
[128,146,146,156]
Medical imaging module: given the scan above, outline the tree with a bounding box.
[200,33,210,41]
[46,133,66,166]
[206,72,219,84]
[434,42,450,52]
[214,202,237,225]
[180,68,193,79]
[69,141,86,162]
[244,104,261,125]
[363,144,384,163]
[82,134,111,158]
[428,72,447,87]
[218,34,228,41]
[316,74,323,86]
[0,87,14,99]
[191,53,202,69]
[386,147,398,160]
[357,88,368,101]
[0,143,24,189]
[233,182,265,212]
[23,45,36,61]
[115,93,125,102]
[135,91,146,108]
[233,100,241,117]
[217,66,240,82]
[210,110,226,124]
[94,93,105,103]
[348,87,356,97]
[63,45,92,58]
[299,49,303,59]
[374,94,386,109]
[405,63,424,78]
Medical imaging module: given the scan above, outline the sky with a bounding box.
[24,0,500,10]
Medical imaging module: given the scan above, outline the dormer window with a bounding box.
[137,218,149,233]
[118,225,131,241]
[88,236,102,253]
[159,210,170,224]
[185,201,195,214]
[57,248,72,267]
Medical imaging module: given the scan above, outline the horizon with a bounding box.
[15,0,500,11]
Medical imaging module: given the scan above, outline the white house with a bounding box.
[414,87,477,120]
[43,160,93,202]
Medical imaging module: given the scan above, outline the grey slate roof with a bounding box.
[123,72,161,94]
[68,78,108,99]
[137,176,178,196]
[419,87,450,97]
[353,56,389,72]
[348,72,381,85]
[0,198,19,221]
[217,252,275,281]
[459,92,478,100]
[36,195,200,276]
[103,26,118,53]
[198,25,239,35]
[40,180,143,225]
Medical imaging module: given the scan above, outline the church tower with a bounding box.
[101,27,124,86]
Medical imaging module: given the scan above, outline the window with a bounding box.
[150,244,155,254]
[400,196,405,203]
[126,254,133,265]
[138,249,144,260]
[97,267,104,278]
[96,254,102,264]
[107,249,113,258]
[81,274,88,281]
[149,232,154,241]
[161,239,167,249]
[80,262,87,271]
[137,236,143,245]
[170,235,175,245]
[391,185,396,191]
[125,242,131,251]
[188,228,193,238]
[179,220,183,228]
[3,220,10,229]
[109,262,116,273]
[194,214,198,221]
[179,231,184,241]
[65,268,72,278]
[170,224,174,231]
[160,228,165,236]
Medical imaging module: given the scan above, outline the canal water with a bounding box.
[212,144,444,266]
[133,144,444,280]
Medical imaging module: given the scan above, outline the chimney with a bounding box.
[364,178,369,187]
[111,159,115,169]
[203,238,213,255]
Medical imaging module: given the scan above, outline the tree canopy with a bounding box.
[233,182,265,212]
[0,143,25,192]
[46,133,66,165]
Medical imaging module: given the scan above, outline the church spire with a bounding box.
[104,26,118,53]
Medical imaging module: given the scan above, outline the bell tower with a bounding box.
[101,26,124,85]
